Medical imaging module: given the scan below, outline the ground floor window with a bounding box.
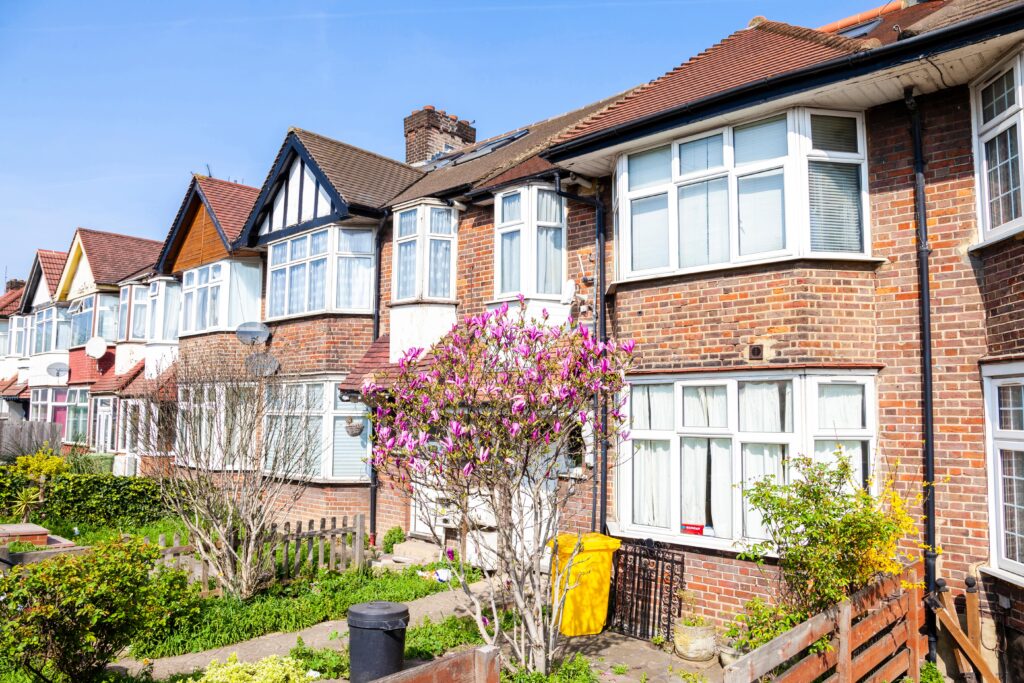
[984,364,1024,577]
[65,388,89,443]
[621,371,875,549]
[90,396,116,452]
[29,387,79,440]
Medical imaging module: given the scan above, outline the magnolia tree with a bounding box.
[362,303,633,673]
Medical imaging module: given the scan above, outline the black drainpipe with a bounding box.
[906,87,938,662]
[368,210,389,546]
[554,175,609,534]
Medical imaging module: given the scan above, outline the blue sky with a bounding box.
[0,0,871,283]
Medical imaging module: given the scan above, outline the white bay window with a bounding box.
[8,315,28,357]
[181,260,260,335]
[31,306,70,354]
[621,372,875,548]
[617,108,867,279]
[973,53,1024,242]
[393,204,456,302]
[494,185,566,298]
[70,293,119,347]
[983,364,1024,578]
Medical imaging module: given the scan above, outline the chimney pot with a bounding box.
[403,105,477,166]
[5,278,24,293]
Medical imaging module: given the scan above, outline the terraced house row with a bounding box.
[4,0,1024,674]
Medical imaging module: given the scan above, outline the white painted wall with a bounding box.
[114,342,145,375]
[67,254,95,299]
[144,342,177,380]
[30,277,51,308]
[389,303,457,363]
[27,350,69,387]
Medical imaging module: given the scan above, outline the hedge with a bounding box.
[0,470,166,527]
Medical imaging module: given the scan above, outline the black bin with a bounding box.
[348,601,410,682]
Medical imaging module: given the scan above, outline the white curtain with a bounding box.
[815,439,865,487]
[818,384,864,430]
[679,177,729,267]
[208,285,220,326]
[308,258,326,310]
[398,210,418,237]
[682,385,727,428]
[269,270,286,317]
[430,208,453,234]
[196,288,209,329]
[633,439,671,528]
[287,264,306,315]
[339,229,373,253]
[738,169,786,256]
[501,193,521,224]
[337,256,372,309]
[681,438,732,537]
[536,227,563,295]
[631,384,674,430]
[537,189,562,223]
[163,284,180,340]
[397,241,417,299]
[739,381,792,432]
[428,239,451,298]
[500,230,520,293]
[742,443,786,539]
[631,194,669,271]
[310,230,329,255]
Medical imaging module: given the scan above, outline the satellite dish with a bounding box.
[245,352,279,377]
[236,321,271,346]
[84,336,107,359]
[46,362,70,379]
[560,279,577,305]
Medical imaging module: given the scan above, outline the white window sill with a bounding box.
[486,295,566,306]
[265,309,374,322]
[610,253,887,293]
[178,328,233,338]
[980,564,1024,589]
[607,519,766,556]
[389,298,459,308]
[969,223,1024,252]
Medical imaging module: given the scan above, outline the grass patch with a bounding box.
[130,563,482,659]
[41,516,188,546]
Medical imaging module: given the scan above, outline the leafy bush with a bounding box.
[382,525,406,554]
[501,654,599,682]
[740,454,917,614]
[404,615,484,660]
[723,598,807,653]
[918,661,943,683]
[289,638,349,679]
[13,447,70,480]
[131,564,482,658]
[197,654,311,683]
[0,468,28,510]
[0,538,199,682]
[43,473,165,527]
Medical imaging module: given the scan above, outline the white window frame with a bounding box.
[492,184,567,300]
[69,292,120,347]
[972,50,1024,245]
[9,315,28,358]
[615,108,870,281]
[391,202,458,304]
[31,305,70,355]
[65,387,89,444]
[984,362,1024,577]
[146,278,181,343]
[266,227,377,320]
[180,262,226,335]
[618,370,876,552]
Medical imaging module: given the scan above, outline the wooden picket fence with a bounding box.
[0,420,62,460]
[147,513,366,597]
[723,563,925,683]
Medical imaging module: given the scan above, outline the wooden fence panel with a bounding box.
[0,421,62,460]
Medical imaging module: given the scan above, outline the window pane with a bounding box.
[397,241,417,299]
[628,145,671,191]
[340,229,373,253]
[679,134,723,175]
[983,69,1016,124]
[308,258,327,310]
[208,285,220,327]
[118,289,129,340]
[269,269,286,317]
[631,384,673,430]
[198,267,209,285]
[632,439,671,528]
[290,236,308,261]
[985,126,1022,229]
[739,380,793,432]
[809,162,863,253]
[288,263,307,315]
[183,291,194,330]
[682,385,727,428]
[307,383,325,410]
[1000,385,1024,431]
[428,239,451,298]
[398,210,418,237]
[333,416,370,479]
[630,194,669,271]
[163,284,180,340]
[734,115,788,164]
[499,230,521,294]
[742,442,787,539]
[818,384,865,430]
[96,294,119,341]
[738,169,785,256]
[270,243,288,266]
[536,226,563,295]
[429,207,453,235]
[679,177,729,267]
[815,440,868,487]
[810,115,859,153]
[210,263,222,281]
[501,193,522,224]
[184,271,195,287]
[337,256,373,309]
[681,437,732,537]
[310,230,329,256]
[195,288,209,330]
[1001,448,1024,564]
[537,190,562,223]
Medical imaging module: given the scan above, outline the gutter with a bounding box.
[905,87,938,662]
[554,175,609,534]
[544,2,1024,162]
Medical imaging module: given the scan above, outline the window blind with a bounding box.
[809,161,863,252]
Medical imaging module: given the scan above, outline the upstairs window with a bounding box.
[494,185,565,298]
[69,293,119,347]
[182,263,223,333]
[393,204,457,302]
[147,279,181,343]
[8,316,28,357]
[973,54,1024,240]
[117,285,152,342]
[617,108,867,279]
[0,320,7,358]
[181,261,259,335]
[32,306,70,354]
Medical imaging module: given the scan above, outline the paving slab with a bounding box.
[562,632,724,683]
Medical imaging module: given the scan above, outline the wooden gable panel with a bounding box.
[168,202,229,273]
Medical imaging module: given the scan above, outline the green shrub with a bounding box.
[43,473,165,527]
[0,468,28,510]
[501,654,599,683]
[404,615,484,660]
[918,661,943,683]
[289,638,349,679]
[0,538,199,682]
[723,598,807,653]
[197,654,310,683]
[13,447,70,480]
[382,525,406,554]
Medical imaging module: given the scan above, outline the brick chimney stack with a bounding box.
[404,106,476,166]
[5,278,24,293]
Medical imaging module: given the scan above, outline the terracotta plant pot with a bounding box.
[673,623,717,661]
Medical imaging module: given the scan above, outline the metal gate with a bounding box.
[608,538,686,641]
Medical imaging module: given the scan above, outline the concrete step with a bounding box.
[391,538,441,565]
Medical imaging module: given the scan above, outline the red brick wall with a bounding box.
[978,235,1024,361]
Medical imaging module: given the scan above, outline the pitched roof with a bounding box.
[1,379,28,399]
[291,128,424,210]
[77,228,163,286]
[388,95,622,205]
[906,0,1023,34]
[556,20,869,145]
[0,287,24,316]
[819,0,951,45]
[338,335,394,394]
[37,250,68,297]
[90,360,145,394]
[194,176,261,242]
